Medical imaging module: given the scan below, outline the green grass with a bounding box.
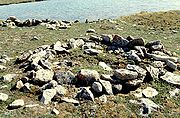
[0,10,180,117]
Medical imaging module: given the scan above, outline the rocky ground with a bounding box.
[0,11,180,118]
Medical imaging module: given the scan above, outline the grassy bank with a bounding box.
[0,0,44,5]
[0,10,180,118]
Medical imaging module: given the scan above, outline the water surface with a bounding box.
[0,0,179,21]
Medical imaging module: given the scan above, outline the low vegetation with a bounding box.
[0,10,179,117]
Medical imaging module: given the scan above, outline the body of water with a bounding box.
[0,0,180,21]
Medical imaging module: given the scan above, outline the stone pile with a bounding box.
[0,31,180,116]
[0,16,72,30]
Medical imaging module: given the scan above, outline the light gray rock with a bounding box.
[126,64,147,80]
[9,99,24,109]
[76,87,94,101]
[16,80,24,89]
[128,50,141,62]
[146,65,159,80]
[0,65,7,71]
[92,82,103,93]
[149,54,179,63]
[151,61,164,68]
[69,38,85,49]
[99,95,107,103]
[166,60,177,70]
[169,88,180,97]
[112,84,122,93]
[142,87,158,98]
[54,85,67,96]
[76,69,100,86]
[1,74,17,82]
[52,108,59,115]
[160,72,180,86]
[84,48,102,55]
[61,97,79,104]
[114,69,138,80]
[99,62,112,71]
[0,93,8,101]
[35,69,54,83]
[40,89,57,104]
[82,42,96,50]
[99,79,113,95]
[100,74,112,81]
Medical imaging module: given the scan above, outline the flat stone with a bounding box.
[150,54,179,63]
[160,72,180,86]
[166,60,177,70]
[92,82,103,93]
[76,69,100,86]
[114,69,138,80]
[61,97,80,104]
[99,79,113,95]
[126,64,147,80]
[84,48,102,55]
[142,87,158,98]
[76,87,94,101]
[99,62,112,71]
[9,99,24,109]
[100,74,112,81]
[25,104,39,108]
[40,89,56,104]
[0,93,8,101]
[35,69,54,83]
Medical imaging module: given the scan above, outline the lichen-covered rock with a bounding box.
[8,99,24,109]
[160,72,180,86]
[0,93,8,101]
[114,69,138,80]
[40,89,56,104]
[34,69,54,83]
[92,82,103,93]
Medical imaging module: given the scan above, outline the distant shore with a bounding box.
[0,0,44,6]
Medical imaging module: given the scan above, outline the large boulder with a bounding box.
[34,69,54,83]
